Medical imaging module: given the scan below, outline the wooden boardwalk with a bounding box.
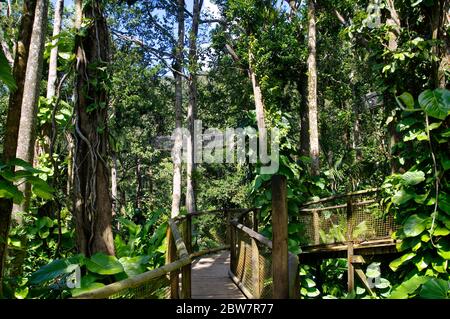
[191,251,246,299]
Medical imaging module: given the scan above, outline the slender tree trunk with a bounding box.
[186,0,202,215]
[135,157,142,210]
[431,0,448,88]
[12,0,48,219]
[171,0,184,218]
[385,0,401,173]
[0,0,36,297]
[111,152,118,216]
[307,0,319,175]
[73,0,114,256]
[66,132,74,196]
[298,79,309,157]
[248,51,268,160]
[47,0,64,98]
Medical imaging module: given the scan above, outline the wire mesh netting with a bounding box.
[297,191,399,246]
[107,275,171,299]
[230,215,274,299]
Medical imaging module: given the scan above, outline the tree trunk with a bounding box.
[135,157,142,210]
[186,0,202,215]
[47,0,64,98]
[12,0,48,219]
[73,0,114,256]
[385,0,401,173]
[307,0,319,175]
[298,79,309,157]
[431,0,448,88]
[0,0,36,297]
[248,51,268,161]
[111,152,118,217]
[171,0,184,218]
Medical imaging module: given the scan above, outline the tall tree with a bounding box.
[171,0,185,218]
[307,0,319,175]
[0,0,37,296]
[11,0,48,218]
[73,0,114,256]
[186,0,203,215]
[47,0,64,98]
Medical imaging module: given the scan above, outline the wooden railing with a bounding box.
[297,188,399,295]
[73,204,300,299]
[74,217,190,299]
[229,211,299,299]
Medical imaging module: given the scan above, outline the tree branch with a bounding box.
[111,29,188,79]
[225,43,240,63]
[334,9,348,27]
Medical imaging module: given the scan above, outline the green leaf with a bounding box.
[0,50,16,91]
[366,262,381,278]
[390,252,416,271]
[30,256,83,284]
[418,89,450,120]
[118,217,140,235]
[419,278,449,299]
[403,214,427,237]
[0,180,24,204]
[436,239,450,260]
[9,158,44,173]
[401,171,425,186]
[71,275,105,297]
[305,277,316,288]
[392,189,414,205]
[32,183,54,200]
[14,287,29,299]
[438,193,450,214]
[119,255,150,277]
[389,275,427,299]
[397,92,415,109]
[85,253,124,275]
[375,278,390,289]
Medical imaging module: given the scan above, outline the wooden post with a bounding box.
[347,242,354,293]
[226,209,231,245]
[288,254,300,299]
[251,238,260,298]
[252,208,259,232]
[230,223,236,274]
[166,227,179,299]
[346,197,354,294]
[181,215,192,298]
[272,174,289,299]
[312,210,320,245]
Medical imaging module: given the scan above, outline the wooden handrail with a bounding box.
[173,207,256,221]
[300,188,380,207]
[230,220,273,249]
[73,255,191,299]
[298,199,377,213]
[74,218,191,299]
[168,219,189,258]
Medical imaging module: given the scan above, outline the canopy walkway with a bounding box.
[74,188,400,299]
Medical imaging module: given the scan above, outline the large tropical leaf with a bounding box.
[30,256,84,284]
[419,278,449,299]
[403,214,428,237]
[85,253,124,275]
[0,50,16,91]
[418,89,450,120]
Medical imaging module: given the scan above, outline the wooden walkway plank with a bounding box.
[191,251,246,299]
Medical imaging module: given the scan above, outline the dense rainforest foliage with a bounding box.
[0,0,448,299]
